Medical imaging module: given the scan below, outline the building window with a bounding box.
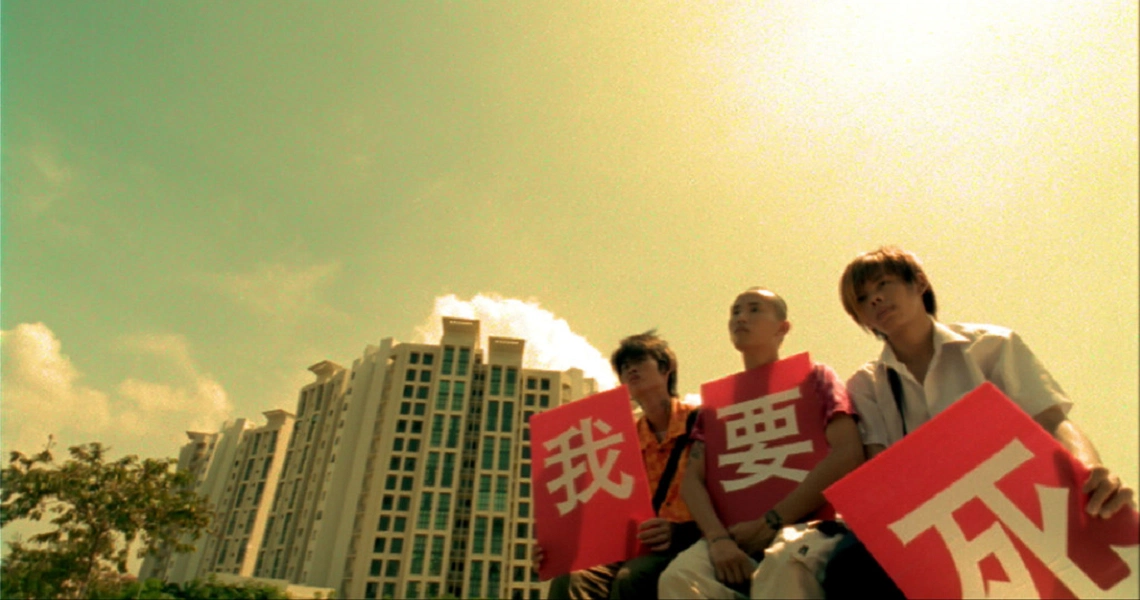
[505,368,518,396]
[491,517,505,554]
[385,560,400,577]
[485,401,499,432]
[417,493,433,529]
[430,535,445,575]
[407,582,421,599]
[442,453,456,487]
[383,583,396,599]
[436,381,450,411]
[488,561,502,599]
[410,352,420,364]
[495,476,509,511]
[397,420,408,433]
[539,394,550,408]
[425,452,439,486]
[382,495,393,510]
[527,378,537,390]
[401,476,414,491]
[498,438,512,471]
[490,367,502,396]
[520,482,530,498]
[519,502,530,518]
[501,401,514,433]
[378,516,390,531]
[418,369,431,383]
[521,444,530,460]
[469,560,483,598]
[405,369,416,382]
[403,457,416,472]
[389,457,401,471]
[364,582,378,599]
[446,416,461,449]
[430,415,444,447]
[391,537,404,553]
[435,492,451,530]
[516,523,527,538]
[414,401,427,414]
[410,535,427,575]
[422,353,434,366]
[473,516,487,553]
[525,393,535,406]
[451,381,466,411]
[408,438,421,452]
[521,463,531,478]
[457,348,471,376]
[481,436,494,470]
[394,516,407,532]
[393,438,405,452]
[400,402,411,415]
[411,420,423,434]
[442,347,454,375]
[403,384,414,398]
[398,496,411,511]
[373,539,386,555]
[514,543,527,560]
[477,475,492,510]
[541,379,550,391]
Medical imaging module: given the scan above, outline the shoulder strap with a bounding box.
[652,409,699,514]
[887,368,908,436]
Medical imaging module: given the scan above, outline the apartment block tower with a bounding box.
[145,317,599,599]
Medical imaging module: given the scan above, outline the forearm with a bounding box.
[680,443,730,539]
[1035,406,1103,468]
[773,416,864,523]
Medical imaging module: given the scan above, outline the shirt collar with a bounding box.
[879,317,970,369]
[637,397,688,445]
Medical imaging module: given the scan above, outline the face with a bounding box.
[728,291,789,354]
[618,355,670,397]
[854,272,928,336]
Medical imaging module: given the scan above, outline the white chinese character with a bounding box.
[543,417,634,516]
[716,387,813,491]
[889,439,1138,599]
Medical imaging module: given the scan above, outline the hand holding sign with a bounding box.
[825,383,1140,599]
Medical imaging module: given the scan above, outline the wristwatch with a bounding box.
[763,509,783,530]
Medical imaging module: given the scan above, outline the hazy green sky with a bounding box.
[3,0,1136,494]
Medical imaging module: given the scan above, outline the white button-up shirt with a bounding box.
[847,319,1073,448]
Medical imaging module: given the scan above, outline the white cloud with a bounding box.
[204,262,342,321]
[0,324,233,459]
[413,293,619,390]
[0,323,113,454]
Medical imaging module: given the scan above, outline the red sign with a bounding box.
[825,383,1139,599]
[699,352,832,527]
[530,386,655,580]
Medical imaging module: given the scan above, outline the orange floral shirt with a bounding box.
[636,398,696,523]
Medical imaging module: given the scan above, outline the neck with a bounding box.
[886,316,935,364]
[636,391,674,433]
[741,348,779,371]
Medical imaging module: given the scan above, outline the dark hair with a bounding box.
[840,246,937,333]
[610,330,678,397]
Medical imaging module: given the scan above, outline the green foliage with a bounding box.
[1,441,212,599]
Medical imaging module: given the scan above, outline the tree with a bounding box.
[1,441,212,599]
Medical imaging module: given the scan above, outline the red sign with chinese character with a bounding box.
[825,383,1139,599]
[530,386,655,580]
[699,352,832,527]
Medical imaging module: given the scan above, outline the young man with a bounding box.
[657,288,864,598]
[533,331,701,599]
[839,246,1134,517]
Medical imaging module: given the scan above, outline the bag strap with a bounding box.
[887,368,908,436]
[652,409,699,514]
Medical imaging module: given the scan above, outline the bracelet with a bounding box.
[708,535,732,545]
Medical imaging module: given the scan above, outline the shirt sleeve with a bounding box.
[689,407,706,444]
[990,331,1073,418]
[846,367,891,448]
[810,363,856,423]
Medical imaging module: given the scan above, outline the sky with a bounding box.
[2,0,1136,539]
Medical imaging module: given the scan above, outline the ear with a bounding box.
[778,320,792,337]
[913,272,930,294]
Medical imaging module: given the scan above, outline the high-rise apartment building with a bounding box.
[143,317,599,599]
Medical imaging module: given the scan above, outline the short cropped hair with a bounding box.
[610,330,678,397]
[840,246,938,331]
[742,287,789,321]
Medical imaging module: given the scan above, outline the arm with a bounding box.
[1034,406,1135,518]
[680,441,754,585]
[727,414,864,553]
